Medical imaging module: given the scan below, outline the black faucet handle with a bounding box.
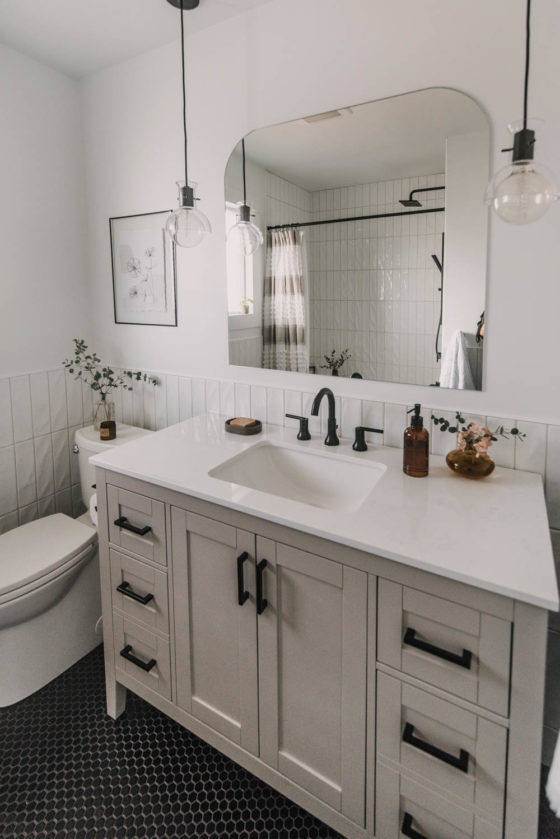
[285,414,312,441]
[352,426,384,452]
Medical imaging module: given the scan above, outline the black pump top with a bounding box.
[408,403,423,429]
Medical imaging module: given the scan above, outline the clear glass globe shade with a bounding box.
[165,205,212,248]
[484,160,560,225]
[228,220,264,256]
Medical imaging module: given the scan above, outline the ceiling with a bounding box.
[240,88,489,191]
[0,0,274,78]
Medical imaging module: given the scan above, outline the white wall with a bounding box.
[81,0,560,424]
[0,45,90,377]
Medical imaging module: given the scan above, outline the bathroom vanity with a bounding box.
[92,414,558,839]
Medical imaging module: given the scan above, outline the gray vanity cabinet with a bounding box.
[170,507,368,825]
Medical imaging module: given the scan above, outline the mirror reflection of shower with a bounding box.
[225,88,489,390]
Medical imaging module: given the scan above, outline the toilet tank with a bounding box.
[74,424,154,508]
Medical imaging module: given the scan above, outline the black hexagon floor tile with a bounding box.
[0,646,342,839]
[2,645,559,838]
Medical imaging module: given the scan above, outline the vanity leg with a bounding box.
[106,678,127,719]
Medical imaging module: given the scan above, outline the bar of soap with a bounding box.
[230,417,258,428]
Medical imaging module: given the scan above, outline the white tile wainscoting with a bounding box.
[1,366,560,761]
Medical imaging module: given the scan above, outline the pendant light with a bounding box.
[227,139,264,255]
[165,0,211,247]
[484,0,559,224]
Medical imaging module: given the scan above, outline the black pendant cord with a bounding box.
[523,0,531,131]
[242,139,247,205]
[180,1,189,188]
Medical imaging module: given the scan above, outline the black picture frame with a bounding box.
[110,210,177,326]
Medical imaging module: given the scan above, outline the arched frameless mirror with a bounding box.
[225,88,489,390]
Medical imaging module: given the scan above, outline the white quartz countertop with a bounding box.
[91,414,558,611]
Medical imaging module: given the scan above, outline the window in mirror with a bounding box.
[225,88,489,389]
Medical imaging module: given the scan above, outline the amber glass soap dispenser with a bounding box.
[403,403,429,477]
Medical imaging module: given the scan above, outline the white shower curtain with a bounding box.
[262,228,308,372]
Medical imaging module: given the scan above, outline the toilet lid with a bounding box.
[0,514,97,598]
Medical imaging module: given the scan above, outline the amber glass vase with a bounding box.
[446,444,495,479]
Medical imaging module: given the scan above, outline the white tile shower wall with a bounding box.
[308,173,444,386]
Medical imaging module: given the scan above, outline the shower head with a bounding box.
[399,185,446,208]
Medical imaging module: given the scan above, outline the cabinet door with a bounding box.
[257,539,368,827]
[171,507,259,755]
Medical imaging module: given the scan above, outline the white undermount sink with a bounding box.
[209,441,386,512]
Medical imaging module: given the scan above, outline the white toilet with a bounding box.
[0,422,152,707]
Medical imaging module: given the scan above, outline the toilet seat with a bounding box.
[0,514,97,604]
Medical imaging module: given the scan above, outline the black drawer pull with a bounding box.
[403,627,472,669]
[120,644,156,672]
[256,559,268,615]
[114,516,152,537]
[117,581,154,605]
[237,552,249,606]
[402,812,428,839]
[403,722,469,773]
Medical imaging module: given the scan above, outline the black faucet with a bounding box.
[311,388,339,446]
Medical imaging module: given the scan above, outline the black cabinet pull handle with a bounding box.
[120,644,156,672]
[401,813,428,839]
[116,581,154,605]
[402,722,469,773]
[114,516,152,537]
[403,627,472,669]
[237,551,249,606]
[256,559,268,614]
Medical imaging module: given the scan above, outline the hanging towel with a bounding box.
[440,330,476,390]
[547,737,560,815]
[89,493,98,528]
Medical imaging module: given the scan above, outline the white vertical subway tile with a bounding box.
[0,511,19,534]
[341,397,362,439]
[55,489,73,517]
[514,420,547,477]
[234,383,251,418]
[38,495,56,518]
[121,386,133,425]
[487,416,515,469]
[48,370,68,432]
[384,403,407,448]
[154,379,168,431]
[205,379,221,414]
[266,388,285,427]
[179,377,193,420]
[302,392,321,436]
[220,381,235,417]
[18,502,38,525]
[0,378,13,447]
[29,373,50,437]
[15,440,37,507]
[34,434,55,500]
[69,426,81,485]
[143,381,157,431]
[362,401,385,445]
[132,385,144,427]
[166,375,180,426]
[52,430,71,492]
[66,375,83,427]
[284,391,303,429]
[546,426,560,530]
[430,410,456,456]
[191,378,205,417]
[82,381,94,425]
[0,446,17,515]
[250,386,267,422]
[10,375,33,442]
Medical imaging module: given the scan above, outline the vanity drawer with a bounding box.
[108,484,166,565]
[377,579,511,716]
[113,614,171,700]
[110,549,169,635]
[377,671,507,824]
[375,760,502,839]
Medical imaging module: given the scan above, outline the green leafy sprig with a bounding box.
[320,348,351,372]
[63,338,158,400]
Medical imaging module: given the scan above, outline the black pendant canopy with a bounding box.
[166,0,199,8]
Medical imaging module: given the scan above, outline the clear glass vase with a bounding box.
[93,398,115,431]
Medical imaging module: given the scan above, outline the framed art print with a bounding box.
[110,210,177,326]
